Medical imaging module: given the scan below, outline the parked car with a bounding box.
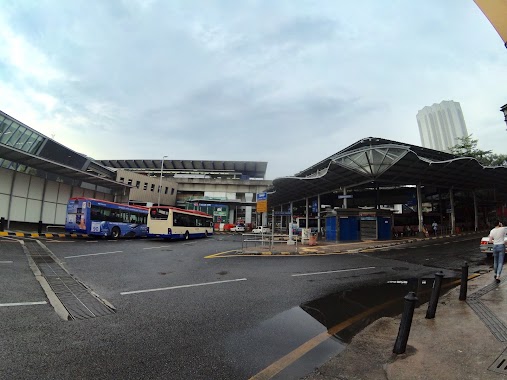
[252,226,271,234]
[230,224,246,232]
[480,233,507,258]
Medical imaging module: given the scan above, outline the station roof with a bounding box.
[98,159,268,179]
[0,145,129,190]
[267,137,507,207]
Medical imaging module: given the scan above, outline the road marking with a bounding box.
[120,278,247,295]
[0,261,13,264]
[86,241,98,243]
[291,267,375,277]
[204,250,239,258]
[64,250,123,259]
[0,301,47,307]
[143,246,168,250]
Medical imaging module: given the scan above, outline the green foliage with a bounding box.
[448,134,506,166]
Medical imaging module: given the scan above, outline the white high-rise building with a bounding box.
[416,100,469,152]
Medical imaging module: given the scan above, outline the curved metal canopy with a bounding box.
[267,137,507,207]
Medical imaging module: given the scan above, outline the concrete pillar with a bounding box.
[449,188,455,234]
[229,208,235,224]
[417,183,423,236]
[6,164,19,229]
[245,206,252,224]
[343,188,348,209]
[473,192,478,231]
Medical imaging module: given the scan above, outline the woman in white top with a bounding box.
[488,220,507,283]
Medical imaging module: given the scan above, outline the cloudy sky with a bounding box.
[0,0,505,179]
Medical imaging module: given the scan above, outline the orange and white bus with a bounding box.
[147,206,213,240]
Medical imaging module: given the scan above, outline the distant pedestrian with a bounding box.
[488,220,507,283]
[431,221,438,236]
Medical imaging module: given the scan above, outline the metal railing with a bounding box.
[241,232,299,252]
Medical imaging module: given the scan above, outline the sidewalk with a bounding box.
[298,239,507,379]
[237,230,482,255]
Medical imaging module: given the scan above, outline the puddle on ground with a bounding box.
[300,276,460,344]
[238,276,461,379]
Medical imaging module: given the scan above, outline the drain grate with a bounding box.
[489,354,507,374]
[24,240,115,320]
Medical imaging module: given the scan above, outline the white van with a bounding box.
[252,226,271,234]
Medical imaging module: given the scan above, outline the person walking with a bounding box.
[488,220,507,283]
[431,221,438,236]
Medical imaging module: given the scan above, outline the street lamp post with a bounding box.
[158,155,168,206]
[501,104,507,130]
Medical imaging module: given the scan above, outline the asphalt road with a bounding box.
[0,233,487,380]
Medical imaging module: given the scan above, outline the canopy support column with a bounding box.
[449,188,455,235]
[473,192,478,232]
[343,188,348,209]
[317,194,321,234]
[417,183,424,237]
[305,198,309,229]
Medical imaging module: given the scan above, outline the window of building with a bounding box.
[150,184,155,191]
[120,177,125,182]
[171,188,175,195]
[164,187,168,194]
[127,179,132,185]
[143,182,148,190]
[136,181,140,188]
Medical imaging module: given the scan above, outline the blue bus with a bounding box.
[65,197,148,238]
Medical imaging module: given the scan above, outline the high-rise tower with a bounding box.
[416,100,469,152]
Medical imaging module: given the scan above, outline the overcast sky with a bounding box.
[0,0,505,179]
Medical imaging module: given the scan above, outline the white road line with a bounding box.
[86,241,98,243]
[143,246,168,250]
[0,261,13,264]
[121,278,247,295]
[0,301,47,307]
[291,267,376,277]
[64,250,123,259]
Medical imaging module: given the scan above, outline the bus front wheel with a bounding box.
[111,227,121,239]
[184,231,189,240]
[204,230,208,238]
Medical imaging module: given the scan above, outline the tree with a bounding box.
[449,134,494,165]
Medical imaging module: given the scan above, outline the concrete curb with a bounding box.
[0,231,88,239]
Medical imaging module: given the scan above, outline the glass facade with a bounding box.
[0,114,44,154]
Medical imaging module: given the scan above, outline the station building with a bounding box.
[0,110,270,228]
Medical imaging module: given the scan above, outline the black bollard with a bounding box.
[0,217,4,232]
[426,271,444,319]
[393,291,418,354]
[38,220,43,234]
[459,262,469,301]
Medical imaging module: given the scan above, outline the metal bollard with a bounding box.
[393,291,418,354]
[459,262,469,301]
[426,271,444,319]
[0,217,4,232]
[38,220,43,234]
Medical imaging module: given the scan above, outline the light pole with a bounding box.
[501,104,507,130]
[158,155,168,206]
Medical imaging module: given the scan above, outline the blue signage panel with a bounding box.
[257,192,267,201]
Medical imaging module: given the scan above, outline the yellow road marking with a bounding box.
[204,250,238,259]
[0,232,7,236]
[15,232,24,237]
[250,273,481,379]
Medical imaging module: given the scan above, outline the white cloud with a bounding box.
[0,0,506,179]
